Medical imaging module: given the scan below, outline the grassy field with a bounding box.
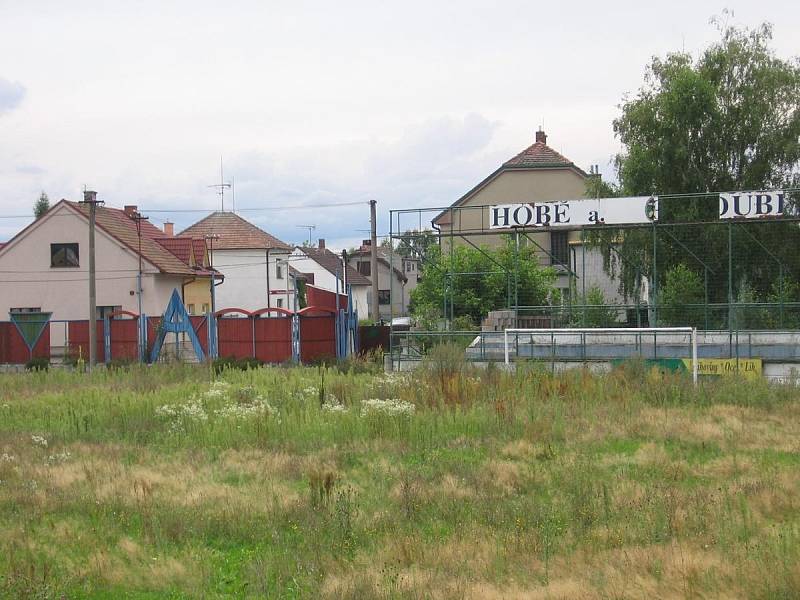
[0,353,799,599]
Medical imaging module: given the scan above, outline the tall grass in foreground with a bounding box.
[0,354,798,598]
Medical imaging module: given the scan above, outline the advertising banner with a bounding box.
[489,196,658,229]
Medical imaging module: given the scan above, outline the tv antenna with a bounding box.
[208,157,232,211]
[296,224,316,246]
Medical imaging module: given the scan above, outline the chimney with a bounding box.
[163,221,174,236]
[362,239,371,250]
[123,205,138,218]
[535,128,547,144]
[83,190,98,203]
[318,238,325,249]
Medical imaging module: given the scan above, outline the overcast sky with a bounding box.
[1,1,798,248]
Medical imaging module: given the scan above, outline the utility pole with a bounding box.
[369,199,379,322]
[81,190,103,370]
[133,211,149,362]
[205,234,220,314]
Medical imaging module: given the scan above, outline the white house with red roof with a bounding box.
[178,212,292,312]
[0,196,215,351]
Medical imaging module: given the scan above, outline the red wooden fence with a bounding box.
[0,322,50,363]
[1,307,338,364]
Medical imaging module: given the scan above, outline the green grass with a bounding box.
[0,358,799,598]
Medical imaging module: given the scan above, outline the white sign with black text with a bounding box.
[489,196,658,229]
[719,191,787,219]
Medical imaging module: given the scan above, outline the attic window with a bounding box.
[51,243,79,268]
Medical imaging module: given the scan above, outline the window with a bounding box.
[51,243,79,268]
[276,298,284,308]
[550,231,569,266]
[276,264,284,279]
[378,290,390,305]
[187,304,196,315]
[10,307,42,314]
[405,261,415,273]
[201,303,209,314]
[358,261,371,277]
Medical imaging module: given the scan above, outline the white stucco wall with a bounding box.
[209,248,291,311]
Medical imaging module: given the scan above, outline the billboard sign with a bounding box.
[489,196,658,229]
[719,191,788,219]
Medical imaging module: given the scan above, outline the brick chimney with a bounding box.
[123,205,138,218]
[318,238,325,249]
[361,239,371,251]
[535,129,547,144]
[83,190,98,203]
[163,221,174,236]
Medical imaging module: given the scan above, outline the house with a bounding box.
[289,240,370,317]
[178,212,291,312]
[347,240,419,318]
[432,129,622,304]
[0,195,215,351]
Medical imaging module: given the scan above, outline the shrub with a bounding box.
[25,357,49,372]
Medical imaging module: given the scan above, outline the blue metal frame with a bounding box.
[149,289,206,363]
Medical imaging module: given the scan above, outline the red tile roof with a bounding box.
[154,237,195,266]
[299,247,371,286]
[178,212,290,250]
[503,141,578,169]
[66,201,195,275]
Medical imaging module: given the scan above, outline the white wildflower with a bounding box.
[0,453,15,462]
[360,398,415,418]
[31,435,48,448]
[215,396,279,420]
[46,450,71,464]
[322,394,348,414]
[155,398,208,433]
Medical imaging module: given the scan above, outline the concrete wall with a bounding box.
[210,248,291,311]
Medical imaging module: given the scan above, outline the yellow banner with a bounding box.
[681,358,762,379]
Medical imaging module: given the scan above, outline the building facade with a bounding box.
[0,198,213,352]
[179,212,291,312]
[290,241,370,317]
[347,241,419,318]
[433,129,623,306]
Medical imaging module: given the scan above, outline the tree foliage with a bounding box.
[393,229,437,265]
[34,191,50,220]
[594,18,800,312]
[410,238,556,325]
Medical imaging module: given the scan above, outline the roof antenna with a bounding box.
[208,156,231,211]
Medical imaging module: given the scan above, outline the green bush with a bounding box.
[212,356,265,374]
[25,357,49,372]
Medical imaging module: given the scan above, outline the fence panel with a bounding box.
[254,317,292,363]
[0,321,50,363]
[189,316,209,356]
[299,315,336,362]
[217,317,254,359]
[109,319,139,361]
[67,320,105,363]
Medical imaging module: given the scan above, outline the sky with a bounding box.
[1,1,799,249]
